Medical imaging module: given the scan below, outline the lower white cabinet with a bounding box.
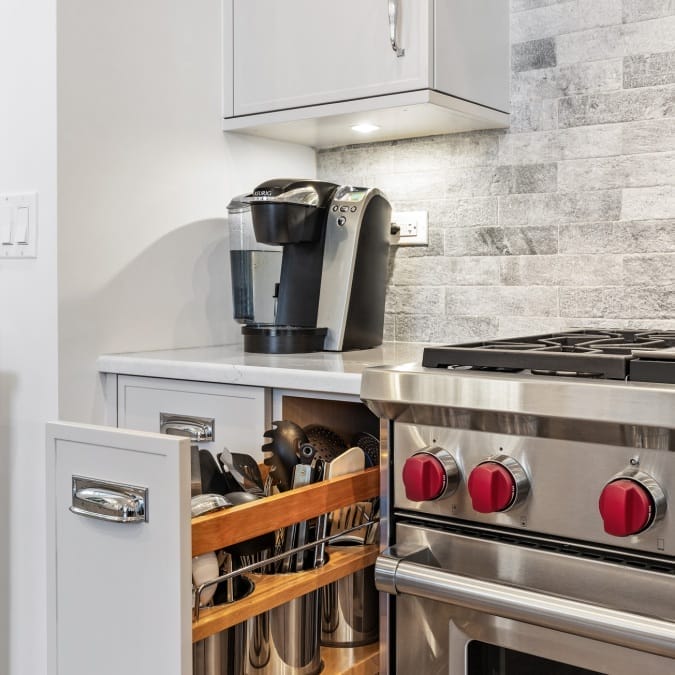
[48,375,380,675]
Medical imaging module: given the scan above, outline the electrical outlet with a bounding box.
[391,210,428,246]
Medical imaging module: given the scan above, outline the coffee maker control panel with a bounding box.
[330,187,369,227]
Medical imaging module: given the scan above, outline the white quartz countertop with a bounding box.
[97,341,428,396]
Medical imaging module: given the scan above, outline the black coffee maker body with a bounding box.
[237,178,391,354]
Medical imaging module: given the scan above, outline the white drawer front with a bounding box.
[117,376,269,461]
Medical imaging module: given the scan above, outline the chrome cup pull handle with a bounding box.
[70,476,148,523]
[388,0,405,57]
[160,413,214,442]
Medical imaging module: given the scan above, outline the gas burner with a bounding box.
[423,329,675,382]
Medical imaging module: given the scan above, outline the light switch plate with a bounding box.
[391,210,428,246]
[0,192,37,258]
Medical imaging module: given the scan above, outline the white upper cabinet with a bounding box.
[222,0,510,148]
[229,0,430,115]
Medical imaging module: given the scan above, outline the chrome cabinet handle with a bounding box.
[160,413,214,442]
[70,476,148,523]
[375,548,675,659]
[388,0,405,56]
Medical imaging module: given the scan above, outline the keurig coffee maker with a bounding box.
[228,178,391,354]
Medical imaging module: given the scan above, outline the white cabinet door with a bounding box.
[117,376,269,461]
[46,423,191,675]
[229,0,431,116]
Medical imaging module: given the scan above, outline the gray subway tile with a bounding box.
[622,0,675,23]
[512,38,557,71]
[512,0,569,12]
[386,286,445,314]
[511,2,582,43]
[560,220,675,254]
[623,253,675,285]
[557,16,675,65]
[509,97,547,133]
[498,125,623,164]
[512,59,623,99]
[395,315,499,344]
[557,152,675,192]
[499,190,622,226]
[492,163,558,194]
[392,256,500,286]
[600,285,675,318]
[560,287,606,317]
[622,185,675,219]
[621,118,675,154]
[445,225,558,257]
[501,255,562,285]
[577,0,624,29]
[438,197,499,228]
[556,25,624,64]
[513,0,621,44]
[497,316,564,335]
[624,50,675,88]
[558,87,675,128]
[501,254,623,286]
[623,15,675,55]
[557,254,624,285]
[446,286,559,316]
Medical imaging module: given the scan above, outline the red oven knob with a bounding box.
[402,447,459,502]
[467,455,529,513]
[598,472,665,537]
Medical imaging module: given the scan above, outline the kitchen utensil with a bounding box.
[199,449,240,495]
[192,552,220,607]
[218,449,263,496]
[314,446,366,567]
[303,424,347,461]
[280,461,314,572]
[351,431,380,468]
[191,445,203,496]
[262,420,305,491]
[191,493,232,518]
[231,452,265,492]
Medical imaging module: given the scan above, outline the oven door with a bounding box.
[376,523,675,675]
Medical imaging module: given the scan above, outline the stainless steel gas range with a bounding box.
[361,329,675,675]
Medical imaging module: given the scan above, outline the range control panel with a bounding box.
[393,422,673,556]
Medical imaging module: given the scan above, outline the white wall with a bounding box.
[0,0,58,673]
[57,0,316,423]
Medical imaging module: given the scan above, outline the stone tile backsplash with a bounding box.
[317,0,675,343]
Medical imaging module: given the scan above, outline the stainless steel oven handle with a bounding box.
[375,549,675,659]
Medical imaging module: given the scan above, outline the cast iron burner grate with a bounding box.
[422,329,675,380]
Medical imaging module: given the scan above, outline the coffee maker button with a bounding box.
[339,205,349,212]
[350,206,357,212]
[337,216,347,226]
[332,205,339,211]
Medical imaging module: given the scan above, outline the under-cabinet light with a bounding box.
[351,123,380,134]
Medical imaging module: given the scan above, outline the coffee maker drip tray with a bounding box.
[241,324,328,354]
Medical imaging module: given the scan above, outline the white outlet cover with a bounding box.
[391,210,428,246]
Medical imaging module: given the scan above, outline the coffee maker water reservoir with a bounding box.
[227,195,281,325]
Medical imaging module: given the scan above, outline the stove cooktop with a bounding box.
[422,329,675,382]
